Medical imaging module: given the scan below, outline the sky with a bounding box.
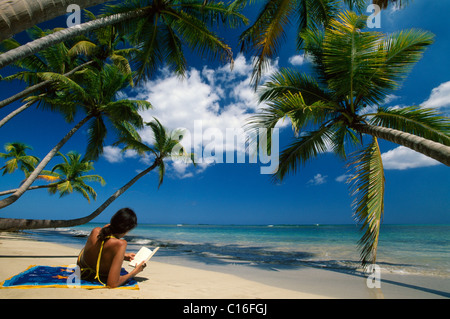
[0,0,449,225]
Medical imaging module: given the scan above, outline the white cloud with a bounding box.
[103,146,139,163]
[335,174,352,183]
[382,94,400,105]
[171,160,194,179]
[381,146,440,170]
[103,146,124,163]
[288,54,309,66]
[422,81,450,109]
[105,54,280,177]
[308,173,327,185]
[135,54,279,147]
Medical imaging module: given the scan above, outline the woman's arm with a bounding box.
[106,241,145,288]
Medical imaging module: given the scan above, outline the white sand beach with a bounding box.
[0,232,449,299]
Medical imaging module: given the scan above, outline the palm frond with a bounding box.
[369,106,450,145]
[78,175,106,187]
[296,0,341,50]
[173,0,248,29]
[36,173,61,183]
[85,117,107,161]
[239,0,296,87]
[164,7,233,65]
[68,40,98,57]
[258,68,334,104]
[159,19,187,77]
[378,29,434,86]
[347,137,385,268]
[157,160,165,189]
[110,53,134,86]
[322,11,384,109]
[276,125,334,181]
[38,72,88,101]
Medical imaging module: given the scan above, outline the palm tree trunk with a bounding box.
[0,8,149,69]
[0,101,34,128]
[0,183,56,196]
[0,0,113,42]
[355,124,450,166]
[0,61,94,110]
[0,114,93,210]
[0,160,159,231]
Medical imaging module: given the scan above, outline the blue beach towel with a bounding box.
[0,265,139,290]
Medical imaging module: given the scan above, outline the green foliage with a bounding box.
[39,151,106,202]
[116,117,193,189]
[104,0,247,82]
[248,10,445,266]
[0,142,39,177]
[347,137,384,267]
[32,63,152,160]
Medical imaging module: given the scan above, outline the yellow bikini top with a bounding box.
[95,235,116,286]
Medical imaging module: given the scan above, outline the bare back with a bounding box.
[80,227,127,276]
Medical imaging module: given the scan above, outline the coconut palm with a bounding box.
[0,18,132,113]
[0,142,39,177]
[67,10,135,85]
[238,0,367,87]
[0,0,247,72]
[0,64,151,210]
[247,11,450,266]
[0,151,105,202]
[0,0,113,41]
[0,26,94,127]
[0,118,192,231]
[238,0,413,87]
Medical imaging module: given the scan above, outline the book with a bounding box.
[129,246,159,267]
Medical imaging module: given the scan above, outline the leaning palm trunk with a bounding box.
[0,0,113,42]
[0,114,93,209]
[0,101,34,128]
[355,124,450,167]
[0,160,159,231]
[0,61,94,110]
[0,61,95,129]
[0,8,148,69]
[0,182,62,196]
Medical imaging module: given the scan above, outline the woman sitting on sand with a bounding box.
[77,208,146,288]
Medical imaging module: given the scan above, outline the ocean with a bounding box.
[22,223,450,278]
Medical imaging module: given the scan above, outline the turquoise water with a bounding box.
[26,223,450,277]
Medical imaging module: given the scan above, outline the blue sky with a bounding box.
[0,0,449,225]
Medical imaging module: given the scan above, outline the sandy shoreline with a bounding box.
[0,232,449,299]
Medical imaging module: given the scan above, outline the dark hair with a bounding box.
[98,208,137,241]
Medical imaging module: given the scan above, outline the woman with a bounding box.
[77,208,146,288]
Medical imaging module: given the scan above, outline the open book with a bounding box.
[129,247,159,267]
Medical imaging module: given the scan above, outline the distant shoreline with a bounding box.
[1,231,449,299]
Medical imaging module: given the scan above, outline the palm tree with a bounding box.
[0,118,192,231]
[67,10,135,85]
[0,26,92,127]
[247,11,450,266]
[0,0,113,41]
[0,17,132,113]
[0,0,247,71]
[0,142,39,177]
[238,0,368,87]
[0,64,151,210]
[0,151,105,202]
[238,0,412,87]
